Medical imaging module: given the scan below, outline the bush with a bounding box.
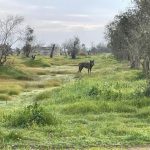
[24,58,50,67]
[145,82,150,97]
[0,66,31,80]
[6,103,58,127]
[88,86,100,97]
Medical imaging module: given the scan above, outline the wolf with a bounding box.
[78,60,94,74]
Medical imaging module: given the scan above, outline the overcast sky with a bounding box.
[0,0,131,47]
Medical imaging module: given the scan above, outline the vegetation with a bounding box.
[106,0,150,73]
[1,0,150,149]
[5,102,58,128]
[0,16,24,65]
[23,27,35,58]
[0,54,150,149]
[62,36,81,59]
[0,65,31,80]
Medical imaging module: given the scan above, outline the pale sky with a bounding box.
[0,0,131,47]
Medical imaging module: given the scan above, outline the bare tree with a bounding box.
[0,15,24,65]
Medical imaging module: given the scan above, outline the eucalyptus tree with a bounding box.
[23,27,34,57]
[62,37,81,59]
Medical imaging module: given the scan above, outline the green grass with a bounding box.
[0,66,31,80]
[0,54,150,149]
[5,103,59,128]
[23,57,50,67]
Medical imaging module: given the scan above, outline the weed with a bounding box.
[88,86,100,97]
[6,103,59,127]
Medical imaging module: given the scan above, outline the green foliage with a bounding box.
[5,131,23,142]
[88,86,99,97]
[6,103,58,127]
[0,130,5,141]
[24,58,50,67]
[0,54,150,148]
[144,82,150,97]
[0,66,31,80]
[35,90,51,101]
[63,102,99,114]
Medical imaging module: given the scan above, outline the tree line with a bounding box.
[0,15,109,66]
[105,0,150,76]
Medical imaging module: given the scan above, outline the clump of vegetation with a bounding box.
[0,66,31,80]
[88,86,99,97]
[6,103,58,127]
[24,58,50,67]
[144,81,150,97]
[5,131,23,142]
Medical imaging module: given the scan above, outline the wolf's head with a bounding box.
[90,60,94,66]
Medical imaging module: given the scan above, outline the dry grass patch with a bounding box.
[0,81,23,95]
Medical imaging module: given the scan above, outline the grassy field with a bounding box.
[0,54,150,149]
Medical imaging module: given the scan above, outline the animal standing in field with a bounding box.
[78,60,94,74]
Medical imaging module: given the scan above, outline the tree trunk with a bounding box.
[71,43,77,59]
[50,44,55,58]
[71,50,76,59]
[142,56,150,76]
[130,55,140,69]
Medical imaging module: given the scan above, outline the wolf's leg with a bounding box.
[79,66,83,73]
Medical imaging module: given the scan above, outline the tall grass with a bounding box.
[0,66,31,80]
[5,103,59,128]
[23,57,50,67]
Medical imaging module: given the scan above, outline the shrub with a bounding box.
[145,82,150,97]
[0,66,31,80]
[6,103,58,127]
[88,86,100,97]
[24,58,50,67]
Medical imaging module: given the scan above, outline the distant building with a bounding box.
[36,46,51,55]
[37,46,61,56]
